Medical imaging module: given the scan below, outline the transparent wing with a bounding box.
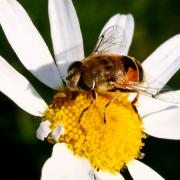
[93,25,127,54]
[125,81,180,104]
[112,79,180,104]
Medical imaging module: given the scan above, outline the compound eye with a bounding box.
[66,61,83,90]
[67,61,83,75]
[78,72,95,91]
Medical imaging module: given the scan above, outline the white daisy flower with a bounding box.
[0,0,180,180]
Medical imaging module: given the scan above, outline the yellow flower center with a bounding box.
[44,91,145,173]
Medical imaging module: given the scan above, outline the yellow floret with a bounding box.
[44,91,145,173]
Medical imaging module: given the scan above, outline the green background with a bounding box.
[0,0,180,179]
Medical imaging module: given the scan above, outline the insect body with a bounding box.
[66,25,180,104]
[67,54,144,94]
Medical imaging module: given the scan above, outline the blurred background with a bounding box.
[0,0,180,179]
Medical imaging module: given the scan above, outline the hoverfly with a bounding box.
[66,26,144,95]
[65,25,180,122]
[66,25,180,105]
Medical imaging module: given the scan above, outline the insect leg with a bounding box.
[114,88,140,116]
[104,95,118,123]
[79,91,97,122]
[131,93,140,115]
[108,87,141,118]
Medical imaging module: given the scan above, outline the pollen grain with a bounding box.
[44,91,145,172]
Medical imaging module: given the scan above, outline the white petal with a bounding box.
[128,160,165,180]
[142,100,180,139]
[155,90,180,105]
[0,0,62,89]
[98,14,134,55]
[95,170,124,180]
[41,143,94,180]
[51,124,65,142]
[48,0,84,81]
[138,89,180,116]
[142,35,180,88]
[36,120,52,141]
[137,93,178,118]
[0,56,48,116]
[128,92,138,102]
